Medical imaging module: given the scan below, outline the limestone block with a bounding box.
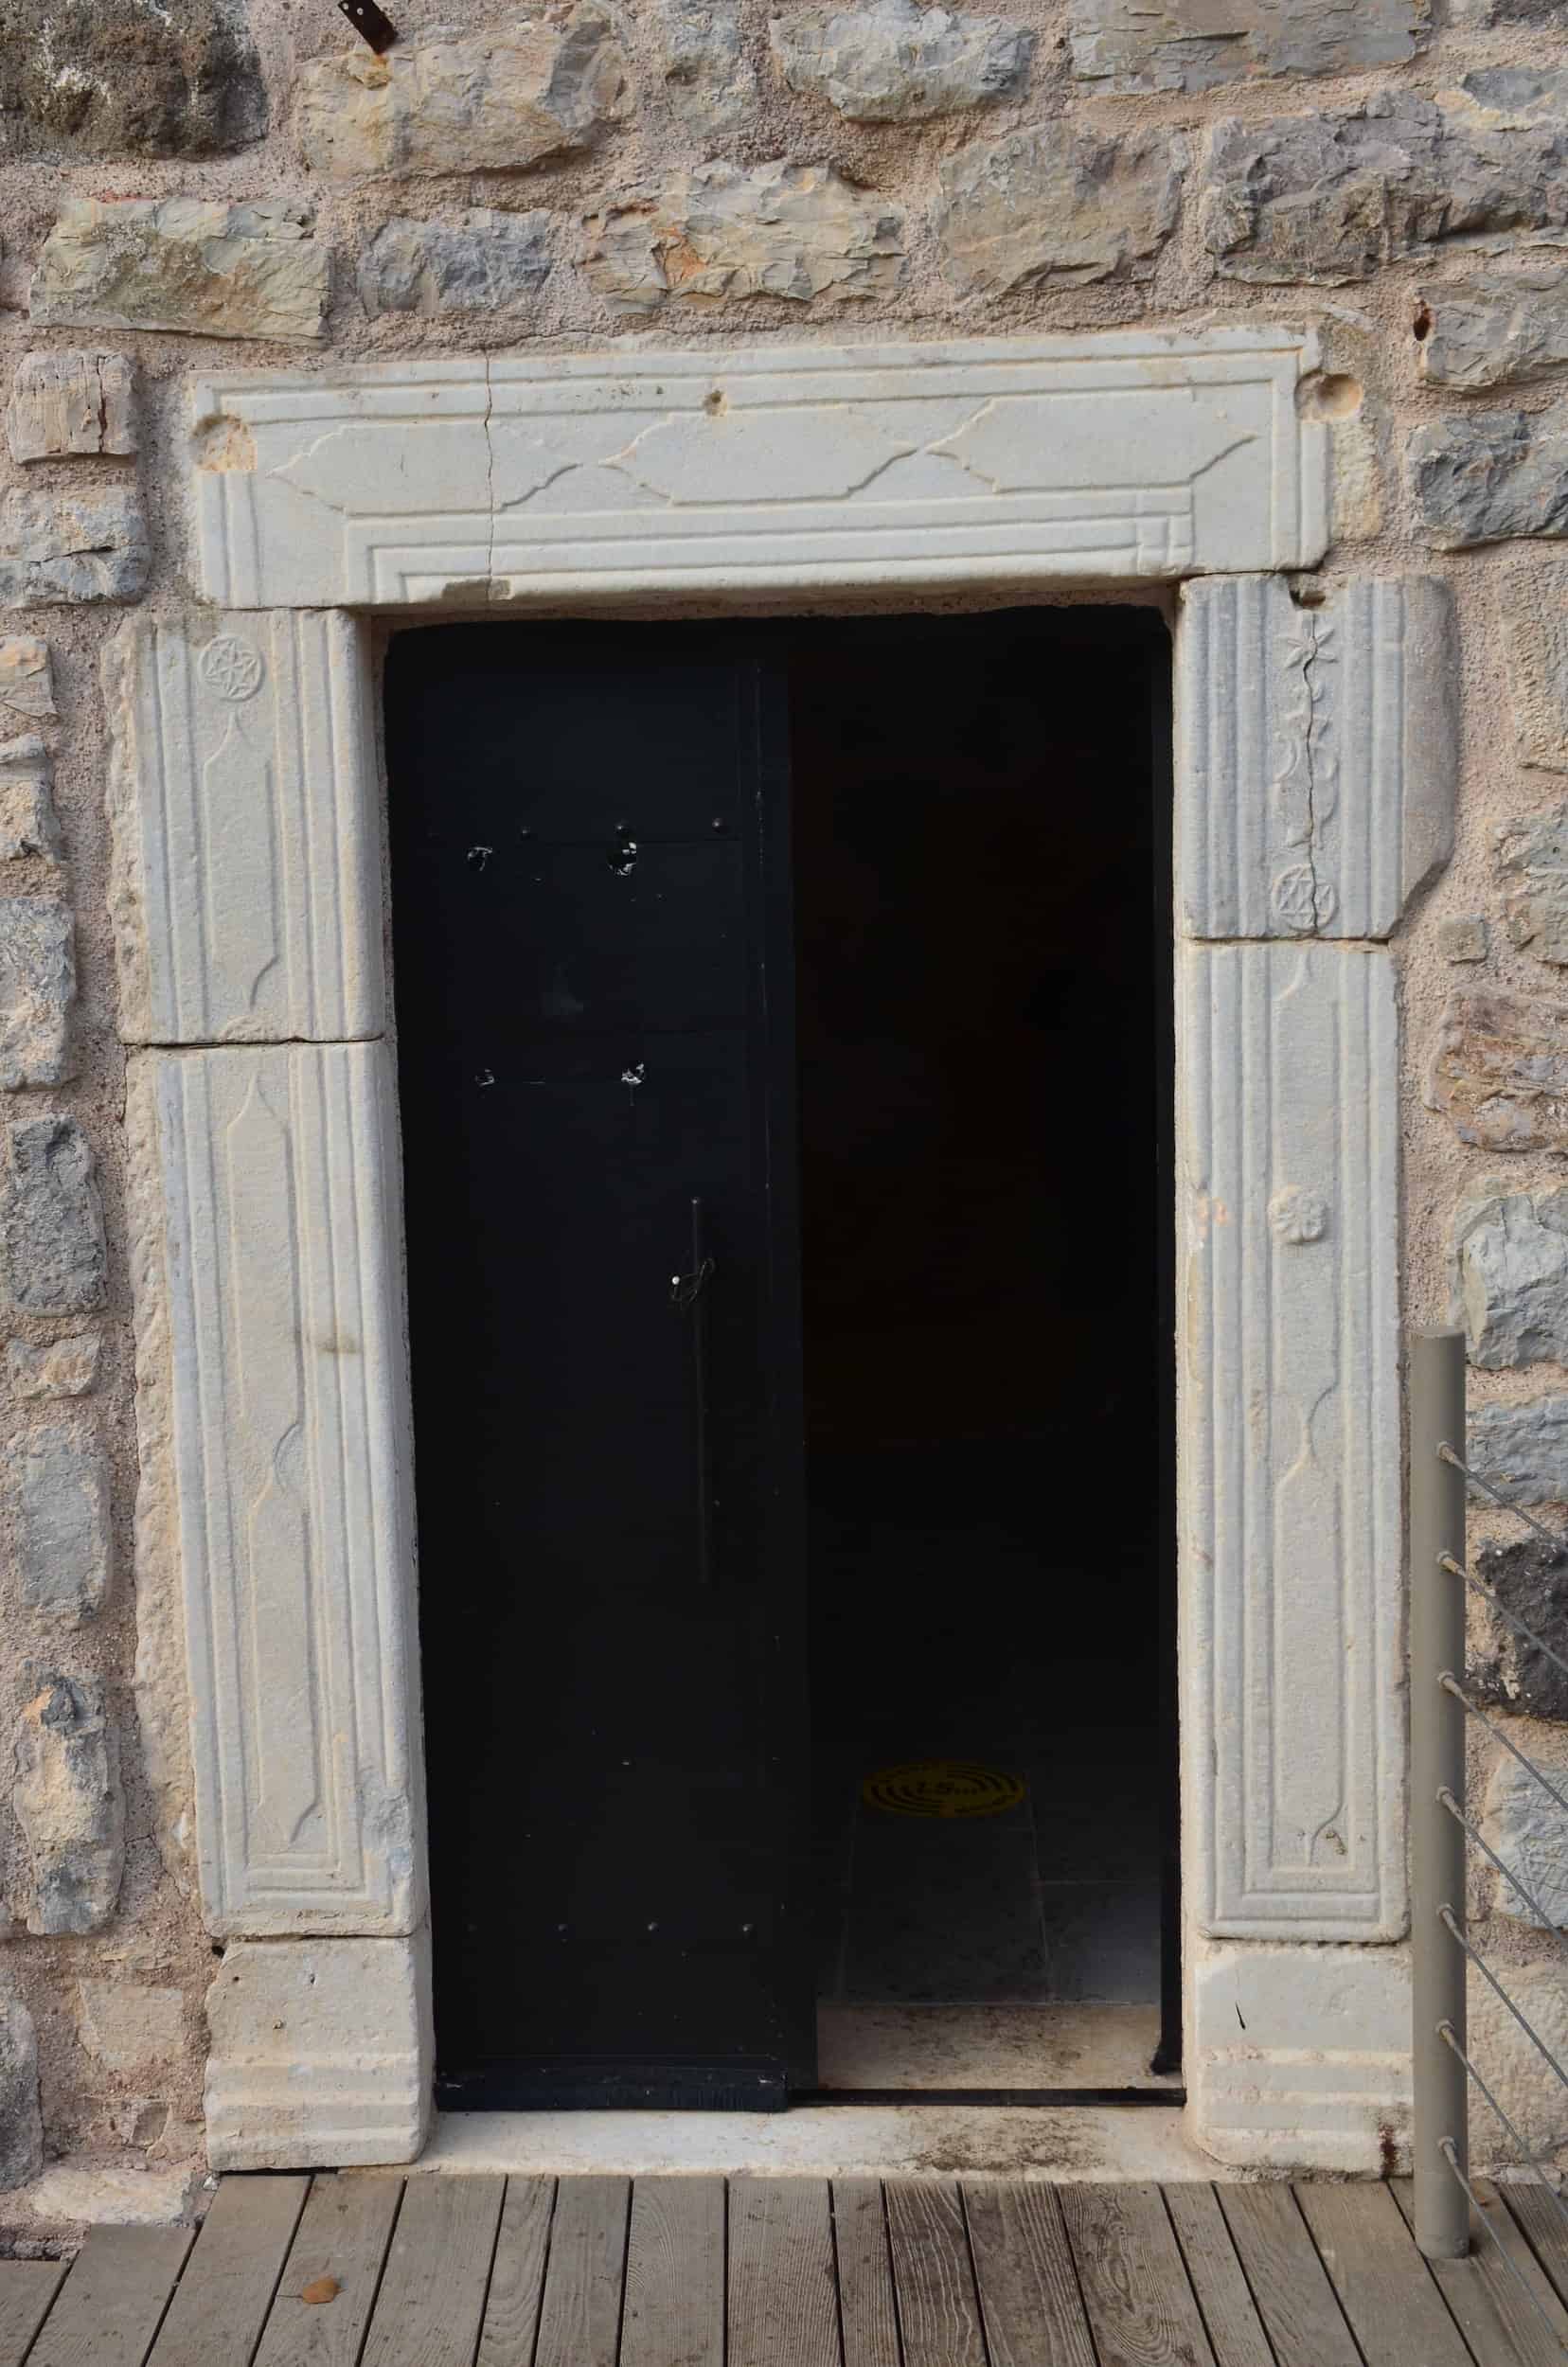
[1501,559,1568,774]
[0,0,265,159]
[658,0,756,135]
[1182,944,1403,1938]
[1178,575,1455,941]
[1071,0,1427,91]
[1469,1396,1568,1507]
[13,1673,124,1935]
[17,1419,110,1625]
[1481,1738,1568,1928]
[0,736,62,866]
[1470,1536,1568,1721]
[31,199,330,346]
[1455,1185,1568,1368]
[0,642,54,726]
[359,213,550,324]
[76,1979,185,2072]
[770,0,1033,120]
[1428,989,1568,1152]
[1411,411,1568,552]
[1440,917,1488,963]
[295,7,631,177]
[0,488,149,607]
[138,1042,420,1934]
[1191,1944,1410,2172]
[0,899,74,1088]
[586,164,906,312]
[1498,803,1568,963]
[1467,1960,1568,2162]
[204,1931,432,2168]
[0,1116,106,1316]
[8,1333,100,1399]
[0,1998,42,2191]
[1204,76,1568,285]
[1420,266,1568,392]
[935,125,1182,295]
[105,612,385,1045]
[5,352,135,462]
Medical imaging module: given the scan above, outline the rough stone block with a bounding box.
[1071,0,1428,92]
[1501,558,1568,774]
[1428,989,1568,1151]
[1411,411,1568,552]
[0,899,74,1088]
[31,199,330,346]
[13,1672,124,1935]
[1419,265,1568,392]
[586,163,906,311]
[0,0,266,159]
[1481,1738,1568,1928]
[1440,917,1488,963]
[358,213,550,325]
[1455,1185,1568,1368]
[1469,1395,1568,1507]
[1191,1944,1409,2173]
[935,125,1182,294]
[0,1998,42,2191]
[205,1932,432,2169]
[5,351,135,462]
[8,1333,100,1399]
[1467,1960,1568,2162]
[17,1419,110,1625]
[1470,1535,1568,1722]
[1,1116,108,1317]
[658,0,756,134]
[296,6,631,177]
[0,642,54,726]
[770,0,1032,119]
[1498,802,1568,963]
[0,737,62,866]
[76,1979,185,2072]
[0,488,149,606]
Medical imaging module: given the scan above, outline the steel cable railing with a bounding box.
[1411,1328,1568,2354]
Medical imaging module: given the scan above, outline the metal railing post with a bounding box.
[1411,1326,1470,2260]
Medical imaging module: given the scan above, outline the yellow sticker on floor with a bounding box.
[862,1759,1026,1819]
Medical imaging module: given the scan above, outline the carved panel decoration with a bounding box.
[189,329,1328,609]
[1181,940,1404,1939]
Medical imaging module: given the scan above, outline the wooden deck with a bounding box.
[4,2172,1567,2366]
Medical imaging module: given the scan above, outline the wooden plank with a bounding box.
[1215,2184,1362,2367]
[1162,2187,1274,2367]
[253,2174,403,2367]
[533,2177,629,2367]
[474,2180,555,2367]
[619,2180,723,2367]
[149,2175,309,2367]
[1393,2176,1568,2367]
[726,2180,838,2367]
[832,2180,899,2367]
[1060,2183,1217,2367]
[885,2181,987,2367]
[1501,2180,1568,2314]
[0,2261,65,2367]
[360,2175,506,2367]
[29,2225,193,2367]
[963,2180,1096,2367]
[1296,2181,1471,2367]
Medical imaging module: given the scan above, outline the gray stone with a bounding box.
[8,1333,100,1399]
[935,124,1182,294]
[770,0,1032,120]
[30,198,330,347]
[1482,1737,1568,1927]
[359,212,551,324]
[0,900,74,1088]
[586,162,906,311]
[1411,411,1568,552]
[17,1420,110,1625]
[1419,266,1568,392]
[1427,989,1568,1153]
[1454,1185,1568,1367]
[1501,559,1568,774]
[1440,917,1489,963]
[0,0,265,160]
[0,641,54,725]
[0,737,62,866]
[1470,1535,1568,1721]
[1469,1395,1568,1507]
[5,351,134,462]
[1499,803,1568,963]
[296,6,631,177]
[658,0,755,135]
[12,1671,123,1935]
[1,1117,108,1317]
[1070,0,1428,94]
[0,1998,41,2191]
[0,487,148,608]
[1203,76,1568,286]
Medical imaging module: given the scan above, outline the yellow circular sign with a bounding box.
[861,1758,1026,1820]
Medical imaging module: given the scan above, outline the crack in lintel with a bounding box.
[1298,604,1329,935]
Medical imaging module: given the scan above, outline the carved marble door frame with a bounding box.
[112,327,1455,2174]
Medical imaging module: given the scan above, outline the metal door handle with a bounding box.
[670,1198,716,1587]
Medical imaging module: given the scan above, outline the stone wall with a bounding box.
[2,0,1568,2209]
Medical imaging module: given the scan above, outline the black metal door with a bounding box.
[386,623,809,2110]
